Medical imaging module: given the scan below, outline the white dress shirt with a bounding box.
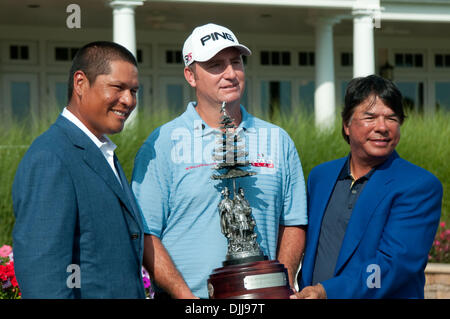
[61,107,122,186]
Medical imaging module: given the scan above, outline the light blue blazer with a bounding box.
[298,151,442,298]
[12,116,146,298]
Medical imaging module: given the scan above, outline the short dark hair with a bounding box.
[67,41,137,102]
[341,74,405,143]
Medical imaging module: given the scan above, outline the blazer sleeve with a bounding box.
[12,149,78,298]
[321,172,443,298]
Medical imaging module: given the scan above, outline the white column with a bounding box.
[314,17,337,130]
[109,0,144,126]
[352,1,380,77]
[109,0,144,58]
[353,12,375,78]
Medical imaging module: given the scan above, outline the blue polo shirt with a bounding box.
[132,102,307,298]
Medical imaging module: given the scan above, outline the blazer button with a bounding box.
[131,233,139,240]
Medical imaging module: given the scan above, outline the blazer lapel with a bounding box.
[334,152,398,275]
[309,159,345,247]
[302,157,347,285]
[82,150,133,210]
[55,116,136,221]
[114,155,143,232]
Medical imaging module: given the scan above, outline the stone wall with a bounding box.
[425,263,450,299]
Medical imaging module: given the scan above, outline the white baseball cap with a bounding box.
[182,23,251,66]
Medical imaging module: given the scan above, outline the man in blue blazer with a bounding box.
[293,75,442,299]
[12,41,145,298]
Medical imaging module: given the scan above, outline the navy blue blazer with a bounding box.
[298,151,442,298]
[12,116,146,298]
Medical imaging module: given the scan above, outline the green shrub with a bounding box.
[1,109,449,247]
[0,120,52,246]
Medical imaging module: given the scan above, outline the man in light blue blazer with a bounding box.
[12,41,145,298]
[293,75,442,299]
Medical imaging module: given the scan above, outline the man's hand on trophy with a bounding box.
[290,283,327,299]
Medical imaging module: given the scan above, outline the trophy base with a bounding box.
[208,259,293,299]
[223,255,267,266]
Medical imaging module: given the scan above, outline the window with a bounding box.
[54,47,79,61]
[159,76,191,115]
[260,51,291,66]
[3,41,37,64]
[136,45,151,67]
[341,52,353,67]
[9,45,29,60]
[261,51,269,65]
[299,52,315,66]
[395,81,424,113]
[298,80,315,113]
[11,81,31,121]
[394,53,423,68]
[2,74,39,123]
[136,49,143,64]
[341,81,350,106]
[435,82,450,111]
[165,50,182,64]
[55,82,68,108]
[434,54,450,68]
[261,80,292,117]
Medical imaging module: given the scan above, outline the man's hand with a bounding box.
[290,283,327,299]
[276,225,306,289]
[143,234,198,299]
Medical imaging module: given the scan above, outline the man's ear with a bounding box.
[343,122,350,139]
[184,66,196,88]
[73,70,89,96]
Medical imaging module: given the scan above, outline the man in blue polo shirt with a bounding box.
[132,23,307,299]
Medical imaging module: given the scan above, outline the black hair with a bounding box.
[67,41,137,102]
[341,74,405,143]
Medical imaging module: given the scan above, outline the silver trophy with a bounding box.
[212,102,266,265]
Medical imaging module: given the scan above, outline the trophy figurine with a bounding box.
[207,102,293,299]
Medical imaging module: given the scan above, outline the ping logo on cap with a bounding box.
[200,32,235,46]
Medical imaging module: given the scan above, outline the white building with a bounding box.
[1,0,450,128]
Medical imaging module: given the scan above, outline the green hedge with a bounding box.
[1,109,448,245]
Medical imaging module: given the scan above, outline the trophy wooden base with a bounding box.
[208,259,293,299]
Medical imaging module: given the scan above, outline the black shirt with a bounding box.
[311,156,375,285]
